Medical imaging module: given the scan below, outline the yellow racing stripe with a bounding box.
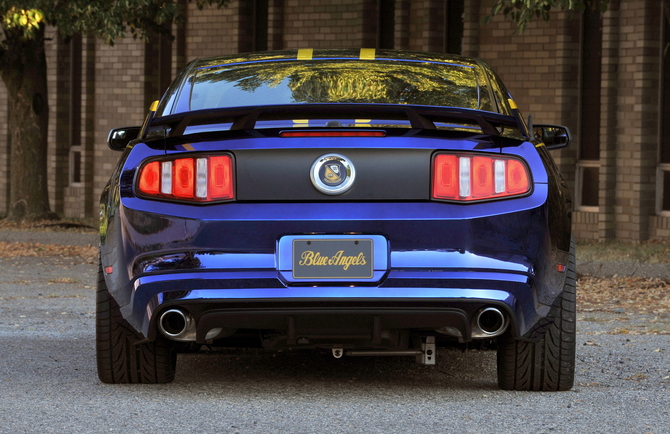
[297,49,313,60]
[360,48,376,60]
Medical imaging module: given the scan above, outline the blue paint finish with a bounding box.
[126,268,530,336]
[101,50,573,349]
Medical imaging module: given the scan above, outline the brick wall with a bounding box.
[0,76,7,216]
[598,0,621,240]
[282,0,375,49]
[477,9,580,127]
[268,0,286,50]
[407,0,445,52]
[572,211,599,240]
[185,1,245,60]
[45,28,63,216]
[476,4,584,236]
[461,1,481,57]
[64,35,97,219]
[92,37,148,214]
[1,0,667,242]
[394,0,410,49]
[611,0,661,241]
[0,81,6,216]
[650,216,670,239]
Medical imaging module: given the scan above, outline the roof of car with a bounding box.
[191,48,484,70]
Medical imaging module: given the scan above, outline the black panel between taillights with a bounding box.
[234,148,432,201]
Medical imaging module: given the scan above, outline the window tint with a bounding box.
[189,60,493,112]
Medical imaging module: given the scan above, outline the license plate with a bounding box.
[292,238,374,279]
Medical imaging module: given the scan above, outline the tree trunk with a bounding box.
[1,25,55,222]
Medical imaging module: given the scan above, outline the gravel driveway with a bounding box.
[0,253,668,433]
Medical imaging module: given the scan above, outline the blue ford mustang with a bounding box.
[97,49,576,390]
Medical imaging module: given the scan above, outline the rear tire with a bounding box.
[96,261,176,384]
[496,239,576,391]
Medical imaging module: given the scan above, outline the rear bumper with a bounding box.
[119,261,542,344]
[102,187,567,346]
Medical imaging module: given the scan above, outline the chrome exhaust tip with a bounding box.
[472,307,507,338]
[158,309,197,342]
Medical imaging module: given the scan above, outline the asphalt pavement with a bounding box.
[0,228,669,433]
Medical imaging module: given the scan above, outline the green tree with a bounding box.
[0,0,227,222]
[488,0,611,33]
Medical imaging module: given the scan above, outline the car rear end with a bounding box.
[98,49,574,389]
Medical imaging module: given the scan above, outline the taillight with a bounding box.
[432,153,530,201]
[137,154,234,202]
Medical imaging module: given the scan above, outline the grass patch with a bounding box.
[576,239,670,264]
[0,241,97,259]
[0,217,98,233]
[48,277,80,284]
[578,276,669,314]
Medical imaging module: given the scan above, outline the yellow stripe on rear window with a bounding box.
[508,99,518,110]
[297,49,313,60]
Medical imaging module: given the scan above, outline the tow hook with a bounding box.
[330,337,436,365]
[420,336,436,365]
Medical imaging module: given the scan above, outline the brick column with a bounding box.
[186,1,242,59]
[408,0,445,52]
[92,37,147,212]
[0,80,7,215]
[65,35,96,219]
[82,36,97,219]
[44,31,65,216]
[283,0,370,49]
[395,0,410,50]
[614,0,662,241]
[461,0,481,57]
[268,0,285,50]
[598,0,620,240]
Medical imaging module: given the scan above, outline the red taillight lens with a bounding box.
[432,153,530,202]
[433,155,459,200]
[137,154,234,202]
[138,161,160,195]
[506,159,530,195]
[471,156,494,199]
[173,158,195,198]
[208,155,234,199]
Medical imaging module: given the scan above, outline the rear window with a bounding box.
[188,59,494,113]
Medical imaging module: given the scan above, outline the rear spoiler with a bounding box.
[146,103,526,140]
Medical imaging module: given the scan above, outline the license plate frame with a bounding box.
[277,235,387,283]
[292,238,373,279]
